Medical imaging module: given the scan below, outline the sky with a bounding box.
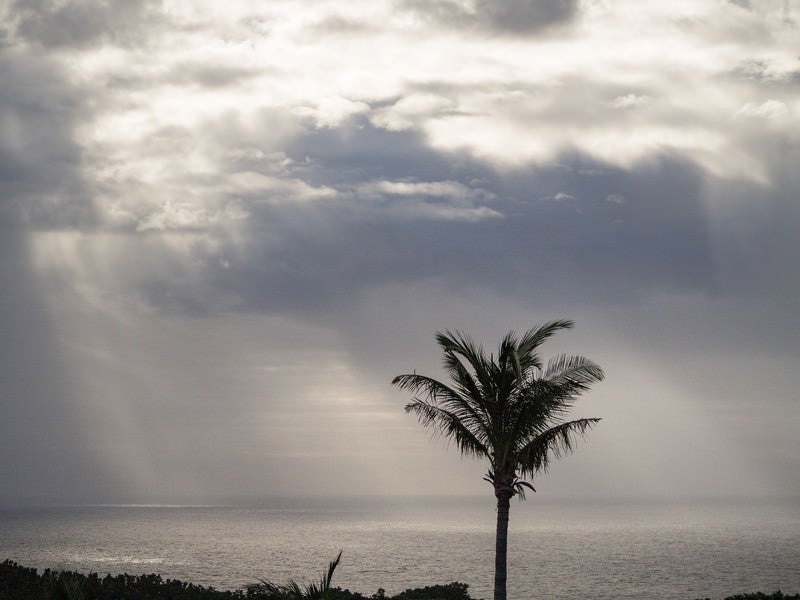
[0,0,798,506]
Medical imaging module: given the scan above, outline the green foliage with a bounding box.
[0,560,480,600]
[391,582,472,600]
[4,560,798,600]
[45,571,95,600]
[694,594,800,600]
[0,560,45,600]
[0,560,245,600]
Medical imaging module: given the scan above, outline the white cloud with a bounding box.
[24,0,794,238]
[736,99,790,119]
[391,203,503,221]
[357,180,501,221]
[224,171,338,202]
[370,93,455,131]
[293,95,371,127]
[364,179,494,201]
[612,94,650,109]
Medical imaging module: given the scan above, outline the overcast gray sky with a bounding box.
[1,0,798,505]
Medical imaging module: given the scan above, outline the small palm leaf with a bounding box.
[513,480,536,500]
[484,470,536,500]
[318,551,342,599]
[249,551,342,599]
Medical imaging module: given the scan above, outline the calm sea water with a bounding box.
[1,496,798,600]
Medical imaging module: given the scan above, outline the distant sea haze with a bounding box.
[1,496,798,600]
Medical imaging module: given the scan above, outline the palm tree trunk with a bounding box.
[494,492,511,600]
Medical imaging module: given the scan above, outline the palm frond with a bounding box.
[442,351,485,403]
[543,354,605,389]
[497,331,520,378]
[249,551,342,599]
[503,380,572,459]
[514,480,536,500]
[504,356,603,446]
[405,398,489,458]
[515,320,574,368]
[392,373,463,402]
[393,372,490,436]
[436,330,497,396]
[517,418,601,477]
[319,551,342,598]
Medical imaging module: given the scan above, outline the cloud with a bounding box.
[611,94,650,109]
[166,62,265,89]
[28,146,716,320]
[364,180,491,199]
[353,179,501,221]
[4,0,795,322]
[474,0,579,34]
[2,0,800,502]
[736,99,790,119]
[370,93,456,132]
[0,48,93,228]
[403,0,580,35]
[8,0,157,49]
[293,96,371,128]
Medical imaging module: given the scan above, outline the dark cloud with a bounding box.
[0,49,94,228]
[166,62,265,89]
[403,0,579,35]
[474,0,579,34]
[120,114,714,319]
[95,61,270,90]
[329,134,707,302]
[9,0,157,49]
[286,115,464,185]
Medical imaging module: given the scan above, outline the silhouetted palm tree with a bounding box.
[392,321,603,600]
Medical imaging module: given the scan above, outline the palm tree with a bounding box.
[392,320,603,600]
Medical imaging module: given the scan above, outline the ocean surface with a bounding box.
[1,496,798,600]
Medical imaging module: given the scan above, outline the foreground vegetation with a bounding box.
[696,595,800,600]
[3,560,797,600]
[0,560,475,600]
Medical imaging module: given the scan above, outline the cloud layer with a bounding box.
[1,0,798,503]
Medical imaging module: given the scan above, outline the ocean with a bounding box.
[1,496,798,599]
